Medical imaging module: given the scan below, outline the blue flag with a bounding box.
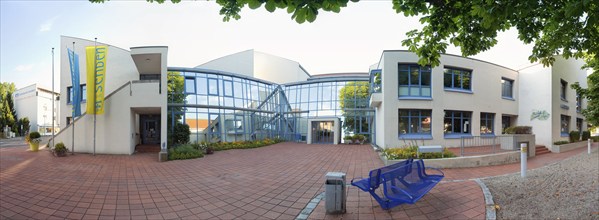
[67,48,81,117]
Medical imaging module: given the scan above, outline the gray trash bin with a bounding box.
[325,172,346,214]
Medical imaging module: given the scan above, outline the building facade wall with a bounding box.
[517,64,553,146]
[550,57,588,144]
[13,84,59,135]
[376,51,519,149]
[55,36,168,154]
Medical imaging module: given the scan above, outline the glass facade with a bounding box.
[167,70,374,144]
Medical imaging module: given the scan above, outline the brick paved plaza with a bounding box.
[1,142,595,219]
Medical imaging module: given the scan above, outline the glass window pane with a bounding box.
[208,78,218,95]
[410,68,419,85]
[399,70,409,85]
[444,71,452,87]
[185,78,195,94]
[421,71,431,86]
[197,77,207,95]
[233,81,242,98]
[223,80,233,97]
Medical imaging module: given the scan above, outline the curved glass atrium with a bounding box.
[167,68,375,144]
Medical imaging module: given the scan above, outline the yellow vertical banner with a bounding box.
[86,46,108,114]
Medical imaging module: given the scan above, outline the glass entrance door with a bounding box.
[140,114,160,145]
[311,121,334,144]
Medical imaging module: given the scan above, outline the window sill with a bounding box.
[561,98,568,102]
[398,134,433,140]
[502,97,515,101]
[398,96,433,101]
[480,134,496,138]
[444,134,472,139]
[444,88,473,94]
[560,133,569,137]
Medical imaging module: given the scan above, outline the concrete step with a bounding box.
[535,145,551,155]
[135,145,161,153]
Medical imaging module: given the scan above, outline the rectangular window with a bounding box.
[560,115,570,136]
[398,64,431,97]
[185,77,196,94]
[576,118,583,132]
[67,84,87,104]
[208,78,218,95]
[480,112,495,135]
[444,110,472,136]
[398,109,432,136]
[196,77,207,95]
[223,80,233,97]
[444,67,472,91]
[576,92,582,112]
[502,115,512,134]
[560,79,568,100]
[501,78,514,99]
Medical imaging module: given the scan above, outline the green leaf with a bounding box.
[247,0,262,10]
[265,0,276,12]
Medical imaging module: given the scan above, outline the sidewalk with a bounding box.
[307,143,598,220]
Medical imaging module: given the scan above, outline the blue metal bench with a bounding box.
[351,159,444,210]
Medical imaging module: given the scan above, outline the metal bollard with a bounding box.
[589,139,592,155]
[521,143,527,178]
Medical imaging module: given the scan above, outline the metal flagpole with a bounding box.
[93,38,97,156]
[52,47,55,151]
[71,42,75,155]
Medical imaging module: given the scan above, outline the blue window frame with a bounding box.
[398,109,432,136]
[208,78,219,95]
[185,77,196,94]
[398,64,431,98]
[480,112,495,135]
[444,110,472,136]
[560,115,570,136]
[560,79,568,101]
[501,78,514,99]
[576,92,582,112]
[444,67,472,91]
[67,84,86,104]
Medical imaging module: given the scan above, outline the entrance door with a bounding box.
[141,115,160,145]
[311,121,334,144]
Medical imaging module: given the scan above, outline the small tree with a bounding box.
[168,122,190,147]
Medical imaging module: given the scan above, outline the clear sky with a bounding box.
[1,0,534,91]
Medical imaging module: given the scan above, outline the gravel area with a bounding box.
[483,150,599,219]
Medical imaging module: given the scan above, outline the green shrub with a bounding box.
[168,123,190,146]
[26,131,41,144]
[569,131,580,143]
[382,146,455,160]
[591,136,599,142]
[168,144,203,160]
[53,142,68,155]
[581,131,590,140]
[553,140,569,145]
[504,126,533,134]
[209,138,284,151]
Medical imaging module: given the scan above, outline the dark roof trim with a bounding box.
[284,76,368,86]
[167,67,276,85]
[381,50,518,72]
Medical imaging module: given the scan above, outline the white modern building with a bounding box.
[13,84,60,135]
[51,36,590,155]
[371,51,588,148]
